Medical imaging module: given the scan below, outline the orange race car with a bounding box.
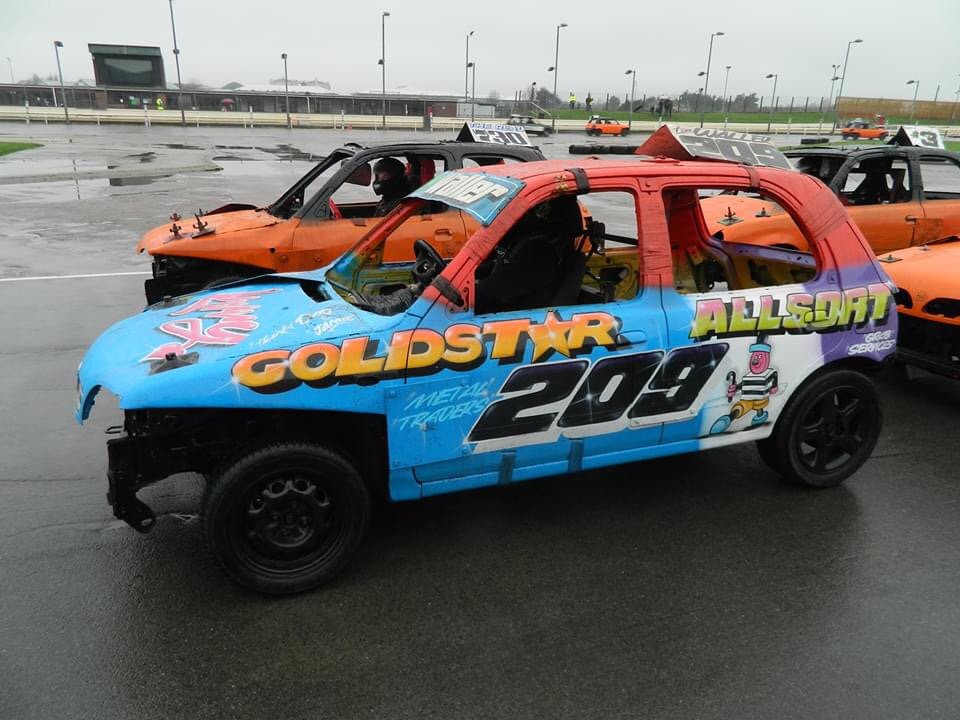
[879,237,960,377]
[701,145,960,255]
[840,115,888,141]
[139,141,544,303]
[585,115,629,136]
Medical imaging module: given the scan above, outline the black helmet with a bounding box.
[372,157,407,198]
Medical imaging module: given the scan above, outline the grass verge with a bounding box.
[0,142,42,157]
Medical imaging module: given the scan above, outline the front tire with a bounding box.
[756,369,881,488]
[203,442,370,594]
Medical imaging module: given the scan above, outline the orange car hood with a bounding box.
[137,209,280,254]
[883,242,960,298]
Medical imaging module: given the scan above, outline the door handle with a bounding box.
[905,215,919,222]
[434,228,453,236]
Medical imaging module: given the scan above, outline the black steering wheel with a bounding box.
[412,238,446,286]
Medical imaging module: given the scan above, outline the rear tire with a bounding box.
[756,369,881,488]
[203,442,370,594]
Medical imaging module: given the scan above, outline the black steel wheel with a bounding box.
[757,369,881,488]
[203,442,370,594]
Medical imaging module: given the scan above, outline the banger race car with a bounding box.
[138,140,545,304]
[700,144,960,254]
[77,153,897,594]
[840,115,888,141]
[880,237,960,377]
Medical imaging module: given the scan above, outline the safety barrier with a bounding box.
[0,106,957,137]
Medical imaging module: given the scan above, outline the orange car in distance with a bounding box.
[840,114,888,141]
[585,115,629,136]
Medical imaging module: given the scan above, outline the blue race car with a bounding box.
[77,152,897,594]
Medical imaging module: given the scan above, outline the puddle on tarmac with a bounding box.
[125,151,157,163]
[156,143,204,150]
[0,174,168,201]
[213,143,315,162]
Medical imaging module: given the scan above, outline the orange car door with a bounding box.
[382,207,467,263]
[288,217,370,271]
[915,154,960,244]
[840,157,920,254]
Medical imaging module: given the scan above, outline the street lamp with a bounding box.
[6,57,13,84]
[168,0,186,126]
[53,41,69,125]
[832,38,863,132]
[722,64,732,112]
[820,65,841,133]
[551,22,567,131]
[699,31,724,127]
[952,74,960,121]
[464,30,474,102]
[380,11,390,130]
[625,69,636,129]
[281,53,290,129]
[765,73,778,132]
[695,70,705,113]
[467,62,476,122]
[907,79,920,123]
[530,81,537,103]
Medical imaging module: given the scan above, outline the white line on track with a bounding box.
[0,271,150,282]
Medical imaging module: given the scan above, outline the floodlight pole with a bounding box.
[469,62,476,122]
[625,69,635,129]
[765,73,778,132]
[722,65,731,112]
[281,53,290,129]
[907,80,920,123]
[464,30,474,101]
[832,38,863,132]
[700,31,723,127]
[551,22,567,132]
[53,41,69,125]
[168,0,186,126]
[381,11,390,130]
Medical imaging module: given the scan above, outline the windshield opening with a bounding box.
[267,149,352,219]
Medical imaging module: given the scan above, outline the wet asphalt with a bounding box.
[1,123,960,720]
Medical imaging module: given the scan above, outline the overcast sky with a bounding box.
[3,0,959,103]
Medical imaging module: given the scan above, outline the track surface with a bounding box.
[2,124,959,720]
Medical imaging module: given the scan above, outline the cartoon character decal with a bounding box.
[709,335,779,434]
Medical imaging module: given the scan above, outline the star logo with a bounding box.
[527,311,574,362]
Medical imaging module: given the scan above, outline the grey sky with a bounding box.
[3,0,959,104]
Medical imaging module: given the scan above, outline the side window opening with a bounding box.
[670,187,818,295]
[330,155,444,218]
[462,156,522,168]
[474,191,640,315]
[918,156,960,199]
[840,157,912,205]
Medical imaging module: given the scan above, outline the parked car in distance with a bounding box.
[585,115,629,136]
[506,115,552,136]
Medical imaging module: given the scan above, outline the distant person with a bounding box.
[372,157,408,216]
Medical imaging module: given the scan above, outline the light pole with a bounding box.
[695,70,705,113]
[832,38,863,132]
[551,22,567,131]
[468,62,476,122]
[6,57,13,84]
[379,11,390,130]
[907,80,920,123]
[464,30,474,101]
[820,65,840,133]
[699,31,724,127]
[168,0,186,126]
[952,74,960,120]
[625,69,635,129]
[281,53,290,129]
[765,73,778,132]
[722,64,731,112]
[53,41,69,125]
[530,81,537,103]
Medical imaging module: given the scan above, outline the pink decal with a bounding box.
[143,290,275,362]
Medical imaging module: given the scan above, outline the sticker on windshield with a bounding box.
[412,171,524,225]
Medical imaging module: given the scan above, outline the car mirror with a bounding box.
[344,162,372,187]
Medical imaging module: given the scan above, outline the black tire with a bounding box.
[756,369,881,488]
[203,442,370,594]
[620,128,629,137]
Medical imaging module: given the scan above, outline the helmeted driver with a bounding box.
[372,157,408,216]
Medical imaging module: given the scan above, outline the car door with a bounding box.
[384,183,670,493]
[915,153,960,244]
[836,153,921,254]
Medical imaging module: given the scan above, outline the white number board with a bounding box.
[457,122,532,147]
[893,125,945,150]
[637,125,793,170]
